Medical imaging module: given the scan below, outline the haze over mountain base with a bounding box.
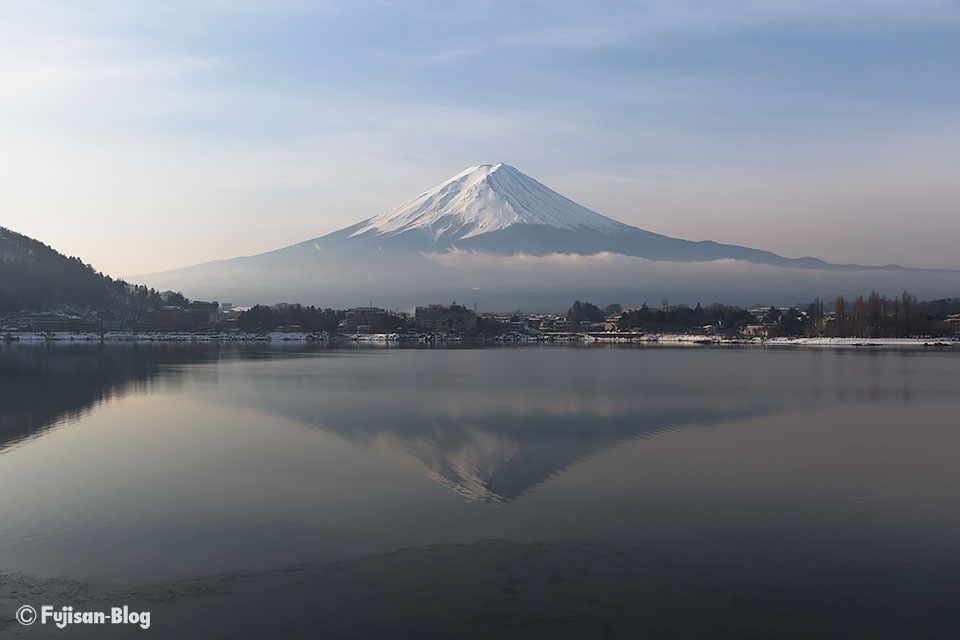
[140,250,958,311]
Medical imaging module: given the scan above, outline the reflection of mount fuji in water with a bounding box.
[205,350,861,503]
[347,407,740,503]
[208,349,960,503]
[8,346,957,503]
[377,425,587,502]
[366,422,617,502]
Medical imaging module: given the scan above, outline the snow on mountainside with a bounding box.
[350,163,627,242]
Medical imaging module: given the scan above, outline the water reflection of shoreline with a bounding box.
[0,344,212,451]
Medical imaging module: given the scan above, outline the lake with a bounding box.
[1,343,959,638]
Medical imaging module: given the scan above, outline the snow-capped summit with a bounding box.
[350,163,626,243]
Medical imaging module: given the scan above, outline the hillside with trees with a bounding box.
[0,226,174,316]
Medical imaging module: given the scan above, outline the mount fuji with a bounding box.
[278,163,827,266]
[139,164,958,308]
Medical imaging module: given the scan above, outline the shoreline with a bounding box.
[2,330,958,349]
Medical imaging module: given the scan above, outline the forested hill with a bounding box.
[0,226,165,315]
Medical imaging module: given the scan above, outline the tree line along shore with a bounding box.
[4,291,959,343]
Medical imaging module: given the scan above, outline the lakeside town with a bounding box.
[4,293,960,347]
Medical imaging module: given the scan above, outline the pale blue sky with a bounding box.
[2,1,959,275]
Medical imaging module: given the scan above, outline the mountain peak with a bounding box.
[350,163,624,242]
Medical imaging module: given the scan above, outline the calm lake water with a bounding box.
[1,343,959,636]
